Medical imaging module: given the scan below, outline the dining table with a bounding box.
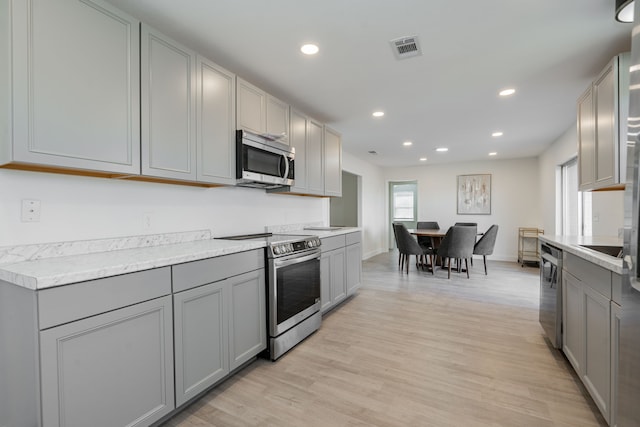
[407,228,447,270]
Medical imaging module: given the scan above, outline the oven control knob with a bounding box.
[288,243,293,252]
[306,240,313,248]
[273,246,280,255]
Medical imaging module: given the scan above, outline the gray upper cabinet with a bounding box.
[578,87,595,190]
[307,118,325,195]
[141,24,197,181]
[237,77,290,144]
[289,108,325,195]
[266,94,290,144]
[237,78,266,135]
[324,126,342,197]
[196,56,236,185]
[5,0,141,174]
[578,52,630,191]
[289,108,308,193]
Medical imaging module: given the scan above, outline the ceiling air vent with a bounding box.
[390,35,422,60]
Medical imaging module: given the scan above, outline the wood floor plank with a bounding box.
[164,252,607,427]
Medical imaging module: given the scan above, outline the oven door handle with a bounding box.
[274,251,320,268]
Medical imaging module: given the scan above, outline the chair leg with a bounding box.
[483,255,487,275]
[447,258,451,279]
[429,254,434,275]
[465,259,470,278]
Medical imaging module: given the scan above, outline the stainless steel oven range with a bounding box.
[218,233,322,360]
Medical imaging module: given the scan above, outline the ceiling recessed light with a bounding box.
[499,88,516,97]
[300,44,319,55]
[372,111,384,118]
[419,157,427,162]
[403,141,413,146]
[489,152,497,156]
[492,131,503,137]
[436,147,448,152]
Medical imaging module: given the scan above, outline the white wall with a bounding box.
[0,169,328,247]
[538,123,624,236]
[342,151,387,259]
[384,157,540,262]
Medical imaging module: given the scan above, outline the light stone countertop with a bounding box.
[0,227,363,291]
[0,239,265,291]
[538,235,624,274]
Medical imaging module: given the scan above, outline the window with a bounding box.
[391,182,417,221]
[561,157,591,236]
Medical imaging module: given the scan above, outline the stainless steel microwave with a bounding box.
[236,130,294,189]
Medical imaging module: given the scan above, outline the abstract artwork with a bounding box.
[457,174,491,215]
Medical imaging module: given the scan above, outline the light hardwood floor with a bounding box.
[164,251,607,427]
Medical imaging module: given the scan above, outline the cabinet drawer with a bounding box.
[172,249,264,293]
[346,231,361,246]
[38,267,171,330]
[564,253,611,298]
[321,235,346,252]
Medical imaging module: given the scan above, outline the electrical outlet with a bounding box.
[21,199,41,222]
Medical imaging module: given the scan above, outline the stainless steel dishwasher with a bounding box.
[539,243,563,349]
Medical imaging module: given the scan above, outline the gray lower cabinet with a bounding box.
[563,271,584,374]
[171,249,266,407]
[562,252,615,424]
[321,231,362,313]
[229,269,267,370]
[611,300,621,427]
[174,281,229,407]
[345,233,362,296]
[40,295,175,427]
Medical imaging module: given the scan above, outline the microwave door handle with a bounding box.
[281,154,289,179]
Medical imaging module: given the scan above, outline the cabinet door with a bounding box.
[594,61,616,187]
[306,119,325,195]
[346,243,362,296]
[229,269,266,370]
[141,24,197,180]
[563,272,584,374]
[196,56,236,185]
[324,126,342,197]
[578,87,595,190]
[289,109,308,193]
[320,250,332,313]
[583,284,612,421]
[40,296,174,427]
[611,301,621,427]
[174,281,229,407]
[11,0,140,174]
[266,95,290,144]
[331,247,347,305]
[237,78,266,135]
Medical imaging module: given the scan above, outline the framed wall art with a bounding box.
[457,174,491,215]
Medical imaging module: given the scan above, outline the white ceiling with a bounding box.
[106,0,632,167]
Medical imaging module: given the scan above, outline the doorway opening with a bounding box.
[389,180,417,249]
[330,171,360,227]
